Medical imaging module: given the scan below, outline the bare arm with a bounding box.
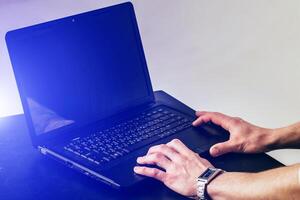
[208,164,300,200]
[271,122,300,150]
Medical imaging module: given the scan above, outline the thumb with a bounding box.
[210,141,236,157]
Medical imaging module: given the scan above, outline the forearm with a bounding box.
[207,164,300,200]
[269,122,300,150]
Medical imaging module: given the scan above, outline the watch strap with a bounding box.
[197,179,207,200]
[196,168,225,200]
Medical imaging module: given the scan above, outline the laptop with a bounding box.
[5,2,228,188]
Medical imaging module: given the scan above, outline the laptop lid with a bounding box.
[5,2,154,146]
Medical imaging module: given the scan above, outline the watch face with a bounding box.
[201,168,216,179]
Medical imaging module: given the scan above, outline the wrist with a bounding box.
[206,172,256,199]
[267,125,298,150]
[206,172,231,199]
[250,128,277,152]
[261,128,280,151]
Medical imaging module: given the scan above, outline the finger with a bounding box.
[147,144,182,163]
[195,111,207,116]
[133,166,166,182]
[192,115,211,126]
[137,153,172,170]
[192,112,233,130]
[166,139,195,158]
[209,141,237,157]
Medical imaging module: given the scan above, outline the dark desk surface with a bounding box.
[0,91,283,200]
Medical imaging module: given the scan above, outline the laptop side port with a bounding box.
[37,146,120,188]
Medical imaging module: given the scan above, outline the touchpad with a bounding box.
[173,125,229,154]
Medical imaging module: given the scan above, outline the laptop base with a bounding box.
[41,90,229,188]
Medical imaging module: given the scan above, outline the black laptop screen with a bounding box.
[6,4,153,136]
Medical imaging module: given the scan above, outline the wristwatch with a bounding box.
[196,167,225,200]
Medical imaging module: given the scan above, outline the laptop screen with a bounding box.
[6,3,153,136]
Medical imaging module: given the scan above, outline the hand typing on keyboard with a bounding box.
[134,139,214,197]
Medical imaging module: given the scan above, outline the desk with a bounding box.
[0,91,283,200]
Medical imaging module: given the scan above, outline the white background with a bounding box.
[0,0,299,165]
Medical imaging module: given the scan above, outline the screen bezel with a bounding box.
[5,2,154,146]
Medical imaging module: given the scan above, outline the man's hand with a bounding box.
[134,139,214,197]
[193,111,275,157]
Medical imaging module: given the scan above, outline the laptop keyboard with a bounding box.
[64,106,192,165]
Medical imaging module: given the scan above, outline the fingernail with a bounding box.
[133,167,140,172]
[136,157,142,163]
[212,147,220,156]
